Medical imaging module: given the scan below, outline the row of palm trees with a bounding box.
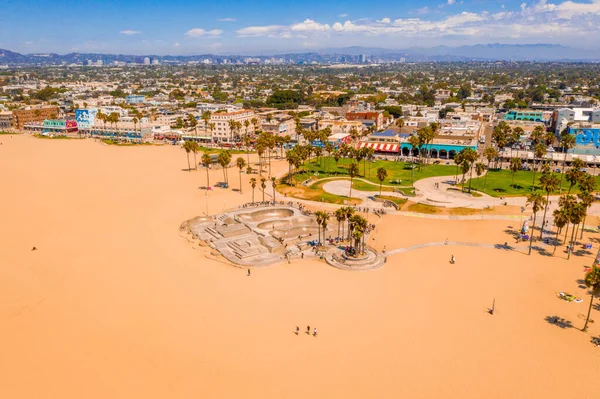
[333,207,370,255]
[248,176,277,204]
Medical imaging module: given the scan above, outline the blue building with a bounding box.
[568,125,600,148]
[126,95,145,104]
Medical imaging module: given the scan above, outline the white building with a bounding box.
[210,110,256,143]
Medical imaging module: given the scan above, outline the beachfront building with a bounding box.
[504,110,545,122]
[345,111,385,129]
[12,106,59,129]
[319,120,363,135]
[551,107,600,134]
[260,114,296,138]
[0,111,14,130]
[209,110,256,143]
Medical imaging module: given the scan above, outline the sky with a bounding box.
[2,0,600,55]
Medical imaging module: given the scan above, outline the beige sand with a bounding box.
[1,134,599,399]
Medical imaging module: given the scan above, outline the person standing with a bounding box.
[306,325,310,334]
[313,328,318,337]
[295,326,299,335]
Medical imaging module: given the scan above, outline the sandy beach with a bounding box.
[1,134,600,398]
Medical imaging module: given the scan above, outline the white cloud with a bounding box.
[185,28,223,37]
[174,42,180,47]
[234,1,600,44]
[339,13,348,18]
[236,25,286,37]
[291,19,331,32]
[217,18,236,22]
[120,30,141,35]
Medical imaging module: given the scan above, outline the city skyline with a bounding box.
[2,0,600,55]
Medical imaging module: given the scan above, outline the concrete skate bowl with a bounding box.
[256,217,316,230]
[180,216,212,231]
[238,208,294,222]
[271,226,321,240]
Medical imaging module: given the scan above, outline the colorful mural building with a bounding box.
[23,119,79,135]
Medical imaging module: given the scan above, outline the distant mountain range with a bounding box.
[1,44,599,66]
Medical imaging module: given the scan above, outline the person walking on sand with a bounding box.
[313,328,318,337]
[450,255,455,264]
[295,326,299,335]
[306,325,310,334]
[247,268,251,276]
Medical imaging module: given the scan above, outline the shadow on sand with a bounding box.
[545,316,573,329]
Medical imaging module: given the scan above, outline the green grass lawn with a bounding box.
[0,131,19,135]
[295,157,456,186]
[276,180,361,205]
[468,169,600,197]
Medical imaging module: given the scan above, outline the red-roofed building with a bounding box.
[345,111,384,129]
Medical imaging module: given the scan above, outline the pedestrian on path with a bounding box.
[313,328,318,337]
[295,326,299,335]
[306,325,310,335]
[247,268,251,276]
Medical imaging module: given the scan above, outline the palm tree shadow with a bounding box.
[545,315,573,329]
[577,279,587,289]
[572,249,592,257]
[530,245,553,257]
[593,302,600,312]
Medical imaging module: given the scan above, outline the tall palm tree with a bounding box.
[250,177,257,203]
[236,157,246,193]
[345,207,356,241]
[348,162,360,198]
[335,207,346,239]
[474,162,485,192]
[201,153,212,189]
[183,140,193,171]
[217,151,229,184]
[582,265,600,332]
[531,143,547,191]
[567,202,585,260]
[201,111,211,133]
[260,177,267,202]
[377,167,388,195]
[270,177,277,202]
[315,211,326,244]
[566,158,584,194]
[578,174,597,239]
[526,192,547,255]
[191,141,199,170]
[509,157,523,188]
[539,172,560,238]
[558,129,576,193]
[552,207,568,255]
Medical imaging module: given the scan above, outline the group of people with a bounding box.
[295,325,318,337]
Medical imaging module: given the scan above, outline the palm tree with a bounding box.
[345,207,356,241]
[270,177,277,202]
[236,157,246,193]
[567,202,585,260]
[531,143,547,191]
[191,141,199,170]
[582,265,600,332]
[260,177,267,202]
[509,157,523,188]
[201,111,211,133]
[217,151,229,185]
[578,174,597,239]
[566,158,584,194]
[558,129,576,193]
[348,162,360,198]
[201,153,212,189]
[183,140,193,171]
[461,147,478,193]
[315,211,327,244]
[377,167,388,195]
[539,172,560,238]
[335,207,346,239]
[474,162,485,192]
[552,207,568,255]
[526,192,547,255]
[250,177,257,203]
[321,212,330,242]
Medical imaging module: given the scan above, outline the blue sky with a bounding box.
[2,0,600,54]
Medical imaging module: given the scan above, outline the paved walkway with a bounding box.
[385,240,529,255]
